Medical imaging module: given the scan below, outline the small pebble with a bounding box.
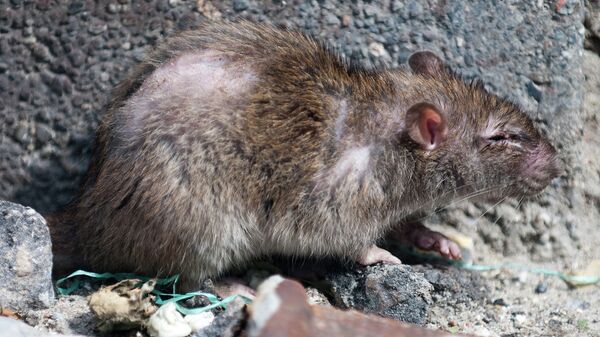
[535,281,548,294]
[324,13,340,26]
[368,42,387,57]
[341,15,352,27]
[493,298,508,306]
[232,0,249,12]
[512,313,527,328]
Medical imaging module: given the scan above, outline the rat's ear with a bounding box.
[408,51,444,76]
[406,103,447,150]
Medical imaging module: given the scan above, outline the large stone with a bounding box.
[325,264,433,325]
[246,275,471,337]
[0,201,54,312]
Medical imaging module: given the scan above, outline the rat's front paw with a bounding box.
[356,244,402,265]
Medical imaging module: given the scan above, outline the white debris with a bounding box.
[147,302,192,337]
[184,311,215,332]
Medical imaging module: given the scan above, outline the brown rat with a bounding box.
[48,21,561,289]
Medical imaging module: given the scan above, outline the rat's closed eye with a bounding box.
[485,130,529,144]
[478,131,526,151]
[487,132,509,142]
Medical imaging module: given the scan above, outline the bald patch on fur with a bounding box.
[120,51,258,140]
[332,146,372,183]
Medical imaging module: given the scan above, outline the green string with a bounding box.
[456,261,600,285]
[55,270,252,315]
[398,245,600,286]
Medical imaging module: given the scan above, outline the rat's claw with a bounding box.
[356,245,402,265]
[400,223,463,261]
[448,240,462,260]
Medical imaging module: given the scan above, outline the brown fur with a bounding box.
[48,21,560,289]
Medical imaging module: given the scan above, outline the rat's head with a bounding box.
[393,51,561,204]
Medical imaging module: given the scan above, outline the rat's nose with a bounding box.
[548,157,564,179]
[544,143,563,179]
[520,141,562,191]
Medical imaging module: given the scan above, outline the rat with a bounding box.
[48,21,561,290]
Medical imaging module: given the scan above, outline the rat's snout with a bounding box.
[520,142,562,193]
[541,142,563,179]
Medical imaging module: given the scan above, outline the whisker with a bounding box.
[490,200,507,227]
[413,185,506,223]
[475,196,507,224]
[441,185,502,208]
[516,196,525,210]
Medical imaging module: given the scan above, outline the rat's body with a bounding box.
[49,21,560,289]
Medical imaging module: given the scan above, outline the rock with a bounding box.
[0,317,84,337]
[246,275,471,337]
[22,294,96,336]
[411,266,489,305]
[324,13,340,26]
[534,281,548,294]
[0,201,54,312]
[305,287,330,306]
[324,264,433,325]
[191,297,247,337]
[493,298,508,307]
[512,312,527,328]
[232,0,249,12]
[341,15,352,27]
[67,1,84,15]
[368,42,387,57]
[35,124,53,144]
